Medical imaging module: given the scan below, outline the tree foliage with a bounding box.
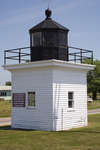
[5,81,11,86]
[87,60,100,100]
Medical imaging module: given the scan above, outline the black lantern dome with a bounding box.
[29,9,69,61]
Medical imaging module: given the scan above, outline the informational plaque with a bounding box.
[12,93,26,107]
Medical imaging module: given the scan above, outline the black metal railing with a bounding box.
[4,46,93,65]
[4,47,30,65]
[68,46,93,64]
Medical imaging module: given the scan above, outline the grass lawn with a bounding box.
[0,101,11,117]
[88,100,100,110]
[0,114,100,150]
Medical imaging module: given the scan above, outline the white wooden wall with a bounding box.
[11,67,53,131]
[11,66,87,131]
[53,68,87,131]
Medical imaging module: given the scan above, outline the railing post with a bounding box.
[19,49,21,64]
[67,46,69,61]
[74,55,76,63]
[91,51,93,64]
[4,51,6,65]
[80,49,82,64]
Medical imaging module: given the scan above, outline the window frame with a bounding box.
[68,91,74,109]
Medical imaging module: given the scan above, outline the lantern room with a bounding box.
[29,9,69,61]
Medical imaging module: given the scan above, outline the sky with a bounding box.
[0,0,100,84]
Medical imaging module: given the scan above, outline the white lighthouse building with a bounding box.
[3,9,95,131]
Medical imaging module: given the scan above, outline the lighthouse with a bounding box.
[3,9,95,131]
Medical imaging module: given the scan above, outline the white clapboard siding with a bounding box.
[11,66,88,131]
[53,68,87,131]
[11,68,53,131]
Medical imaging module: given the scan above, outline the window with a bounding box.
[7,90,11,96]
[68,92,74,108]
[0,91,7,97]
[28,92,35,107]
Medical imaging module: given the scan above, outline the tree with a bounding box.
[5,81,11,86]
[87,60,100,100]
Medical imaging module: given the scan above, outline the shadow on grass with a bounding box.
[0,126,36,131]
[0,126,100,134]
[0,126,11,130]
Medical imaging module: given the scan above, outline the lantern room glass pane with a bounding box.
[42,31,59,47]
[58,31,67,47]
[31,31,67,47]
[32,32,42,47]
